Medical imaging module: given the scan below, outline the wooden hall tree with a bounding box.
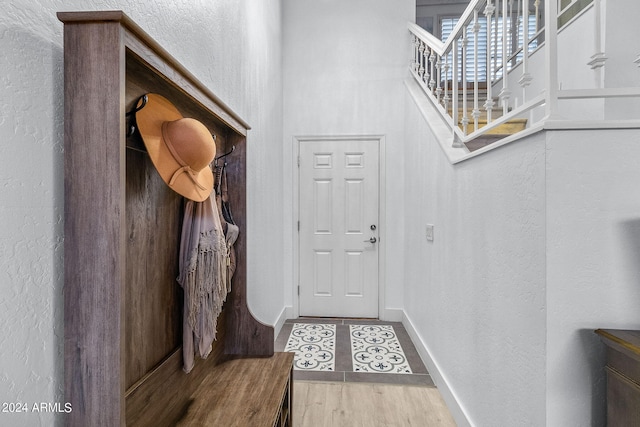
[59,11,292,426]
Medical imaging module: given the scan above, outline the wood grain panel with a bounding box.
[605,366,640,426]
[58,10,249,135]
[224,134,275,356]
[124,149,183,388]
[596,329,640,426]
[125,55,231,150]
[125,311,228,427]
[62,20,126,427]
[293,381,456,426]
[175,352,294,426]
[123,37,249,136]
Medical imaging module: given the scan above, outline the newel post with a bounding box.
[544,0,559,119]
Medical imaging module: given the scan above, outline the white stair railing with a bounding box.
[408,0,640,150]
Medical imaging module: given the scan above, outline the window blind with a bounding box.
[441,14,537,83]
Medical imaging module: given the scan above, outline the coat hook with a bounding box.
[126,94,148,137]
[215,145,235,166]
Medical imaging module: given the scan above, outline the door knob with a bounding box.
[364,237,377,244]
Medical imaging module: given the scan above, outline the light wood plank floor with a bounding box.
[294,381,457,426]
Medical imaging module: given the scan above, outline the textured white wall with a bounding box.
[403,87,547,426]
[0,1,283,425]
[602,0,640,119]
[282,0,414,319]
[404,84,640,425]
[1,4,66,426]
[546,129,640,426]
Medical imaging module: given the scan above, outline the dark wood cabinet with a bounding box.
[595,329,640,426]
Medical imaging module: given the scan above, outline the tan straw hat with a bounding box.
[136,93,216,202]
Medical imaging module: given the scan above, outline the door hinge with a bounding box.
[297,156,300,167]
[297,286,300,296]
[297,221,300,231]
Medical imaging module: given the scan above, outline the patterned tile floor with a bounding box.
[350,324,412,374]
[275,318,433,386]
[285,323,337,371]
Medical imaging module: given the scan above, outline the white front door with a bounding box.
[298,138,380,318]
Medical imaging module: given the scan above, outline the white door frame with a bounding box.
[292,134,386,319]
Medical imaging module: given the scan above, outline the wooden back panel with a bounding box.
[123,53,235,389]
[124,148,183,389]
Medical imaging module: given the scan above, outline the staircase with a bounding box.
[446,86,528,152]
[409,1,640,157]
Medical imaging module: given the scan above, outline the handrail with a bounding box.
[558,88,640,99]
[441,0,487,53]
[408,22,444,56]
[408,0,640,152]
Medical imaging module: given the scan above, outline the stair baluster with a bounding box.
[472,9,481,133]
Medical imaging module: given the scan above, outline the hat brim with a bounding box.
[135,93,214,202]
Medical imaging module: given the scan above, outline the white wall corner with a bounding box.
[402,311,474,427]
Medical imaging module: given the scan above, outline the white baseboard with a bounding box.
[380,308,404,322]
[402,311,473,427]
[273,306,291,342]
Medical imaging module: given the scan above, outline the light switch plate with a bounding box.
[426,224,434,241]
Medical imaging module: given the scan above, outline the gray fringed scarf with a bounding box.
[223,222,239,293]
[177,196,227,373]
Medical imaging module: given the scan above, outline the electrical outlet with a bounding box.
[426,224,434,241]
